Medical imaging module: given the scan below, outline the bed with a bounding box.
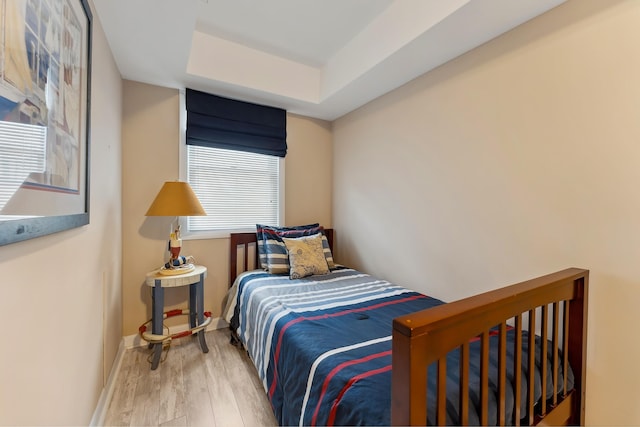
[225,228,588,426]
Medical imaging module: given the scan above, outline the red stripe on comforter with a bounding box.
[268,294,426,399]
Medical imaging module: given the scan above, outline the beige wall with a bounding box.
[121,82,332,336]
[0,3,123,424]
[285,114,333,227]
[333,0,639,424]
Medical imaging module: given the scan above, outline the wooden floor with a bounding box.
[104,328,277,426]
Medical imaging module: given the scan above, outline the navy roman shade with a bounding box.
[186,88,287,157]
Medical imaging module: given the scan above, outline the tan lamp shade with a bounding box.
[145,181,206,216]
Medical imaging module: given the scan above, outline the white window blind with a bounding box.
[186,145,280,232]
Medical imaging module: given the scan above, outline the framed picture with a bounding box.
[0,0,92,246]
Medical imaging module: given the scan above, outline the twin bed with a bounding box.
[224,228,588,426]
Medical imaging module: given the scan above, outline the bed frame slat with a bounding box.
[437,358,447,425]
[541,304,549,416]
[527,308,536,426]
[480,331,489,426]
[513,314,523,426]
[552,301,560,407]
[459,343,470,425]
[498,322,507,426]
[563,300,570,399]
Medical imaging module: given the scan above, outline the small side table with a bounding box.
[145,265,209,370]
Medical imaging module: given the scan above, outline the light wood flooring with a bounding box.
[104,328,277,426]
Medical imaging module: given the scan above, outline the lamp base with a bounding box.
[159,263,196,276]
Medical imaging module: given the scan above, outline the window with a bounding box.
[185,145,282,234]
[183,89,287,236]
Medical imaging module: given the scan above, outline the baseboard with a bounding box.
[123,316,228,349]
[89,339,125,426]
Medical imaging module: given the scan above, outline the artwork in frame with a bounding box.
[0,0,92,246]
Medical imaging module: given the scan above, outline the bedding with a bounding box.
[256,223,320,270]
[224,267,573,426]
[256,224,335,274]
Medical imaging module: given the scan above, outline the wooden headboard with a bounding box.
[229,228,334,287]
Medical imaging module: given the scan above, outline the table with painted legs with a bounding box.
[144,265,209,370]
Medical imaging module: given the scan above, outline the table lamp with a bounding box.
[145,181,206,270]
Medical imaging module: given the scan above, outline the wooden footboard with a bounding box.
[391,268,588,426]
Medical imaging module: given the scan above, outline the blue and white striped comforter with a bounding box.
[225,267,444,426]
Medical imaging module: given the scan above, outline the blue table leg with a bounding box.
[194,273,209,353]
[189,282,197,330]
[150,280,164,370]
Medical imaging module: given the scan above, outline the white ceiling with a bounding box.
[92,0,565,121]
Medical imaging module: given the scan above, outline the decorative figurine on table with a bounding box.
[160,226,195,275]
[169,228,182,263]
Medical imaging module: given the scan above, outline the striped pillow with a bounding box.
[259,224,335,274]
[256,223,319,270]
[320,235,335,270]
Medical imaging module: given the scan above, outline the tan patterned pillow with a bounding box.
[282,233,330,279]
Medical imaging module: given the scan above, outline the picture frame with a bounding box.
[0,0,92,246]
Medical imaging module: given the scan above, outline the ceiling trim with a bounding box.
[94,0,567,121]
